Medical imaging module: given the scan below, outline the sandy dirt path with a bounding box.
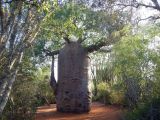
[35,102,123,120]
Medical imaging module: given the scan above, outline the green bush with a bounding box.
[110,90,125,105]
[36,78,56,105]
[1,80,38,120]
[125,98,160,120]
[92,80,126,106]
[0,65,55,120]
[93,82,110,104]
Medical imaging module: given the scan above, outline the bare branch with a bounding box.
[85,37,116,53]
[63,35,70,44]
[43,49,60,56]
[77,36,87,43]
[116,1,160,11]
[151,0,160,10]
[136,15,160,24]
[44,36,117,56]
[98,47,112,53]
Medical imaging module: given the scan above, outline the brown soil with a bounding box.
[35,102,124,120]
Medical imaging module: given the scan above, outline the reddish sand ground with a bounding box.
[35,102,123,120]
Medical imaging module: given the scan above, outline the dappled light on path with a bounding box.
[35,102,123,120]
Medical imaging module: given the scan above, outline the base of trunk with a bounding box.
[56,88,92,113]
[56,103,91,113]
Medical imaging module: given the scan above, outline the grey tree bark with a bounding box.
[56,42,91,113]
[0,52,23,115]
[0,71,17,115]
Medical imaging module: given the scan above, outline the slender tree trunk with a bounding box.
[0,70,17,115]
[0,52,23,115]
[50,56,57,94]
[91,66,97,96]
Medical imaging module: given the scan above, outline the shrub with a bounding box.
[125,98,160,120]
[93,82,111,104]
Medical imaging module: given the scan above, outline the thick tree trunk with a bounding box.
[56,42,91,113]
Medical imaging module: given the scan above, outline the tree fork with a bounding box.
[43,37,115,56]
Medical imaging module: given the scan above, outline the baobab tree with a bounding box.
[41,1,129,112]
[46,37,118,113]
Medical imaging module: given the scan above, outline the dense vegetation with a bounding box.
[0,0,160,120]
[91,25,160,119]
